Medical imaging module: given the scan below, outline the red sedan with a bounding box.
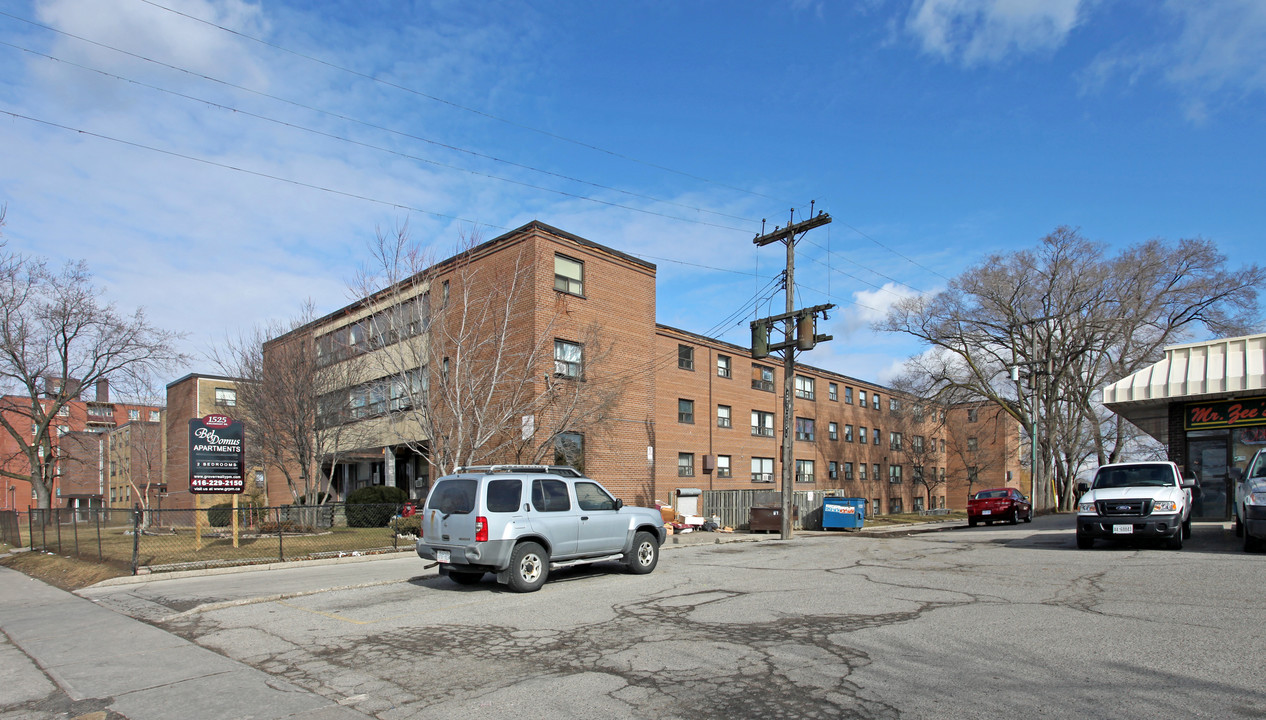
[967,488,1032,526]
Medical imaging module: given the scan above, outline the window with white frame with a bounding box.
[828,422,838,441]
[717,354,732,378]
[554,339,583,378]
[890,397,900,412]
[829,382,838,401]
[859,390,867,407]
[149,410,160,422]
[678,453,695,477]
[873,393,880,410]
[128,409,140,421]
[845,424,854,442]
[554,254,584,295]
[717,405,732,428]
[751,457,774,483]
[215,387,237,406]
[795,459,815,483]
[829,461,839,479]
[794,375,815,400]
[844,462,854,481]
[889,432,902,450]
[845,386,853,404]
[859,463,867,481]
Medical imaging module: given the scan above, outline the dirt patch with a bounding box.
[1,550,130,591]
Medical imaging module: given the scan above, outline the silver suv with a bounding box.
[415,466,667,592]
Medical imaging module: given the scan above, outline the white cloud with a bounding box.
[906,0,1085,65]
[837,282,924,339]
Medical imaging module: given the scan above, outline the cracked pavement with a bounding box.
[81,515,1266,719]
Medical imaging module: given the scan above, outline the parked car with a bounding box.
[967,488,1032,526]
[1232,449,1266,552]
[415,465,667,592]
[1075,461,1194,550]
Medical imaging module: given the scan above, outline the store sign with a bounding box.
[189,415,245,493]
[1185,396,1266,431]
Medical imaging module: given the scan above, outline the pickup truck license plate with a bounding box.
[982,510,992,515]
[436,550,450,563]
[1112,524,1133,535]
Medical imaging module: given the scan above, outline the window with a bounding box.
[554,254,584,295]
[752,410,775,437]
[967,437,978,452]
[845,424,854,442]
[968,408,978,422]
[752,364,775,392]
[940,439,946,453]
[796,459,815,483]
[828,422,839,441]
[829,382,839,401]
[717,454,732,478]
[795,417,815,441]
[874,463,881,482]
[890,497,903,514]
[913,435,924,453]
[678,344,694,371]
[872,393,880,410]
[441,280,450,306]
[915,466,927,483]
[890,398,900,412]
[968,466,979,483]
[717,355,732,378]
[844,386,854,404]
[488,479,525,512]
[873,497,882,515]
[554,432,584,473]
[889,432,903,451]
[576,481,617,511]
[717,405,732,428]
[751,457,774,483]
[678,399,695,424]
[872,428,881,446]
[128,409,140,421]
[858,426,866,444]
[678,453,695,477]
[554,339,583,378]
[532,478,571,512]
[829,461,839,479]
[58,405,70,417]
[794,375,815,400]
[149,410,160,422]
[844,462,854,481]
[890,465,902,483]
[859,390,867,408]
[914,496,925,511]
[858,463,867,481]
[214,387,237,406]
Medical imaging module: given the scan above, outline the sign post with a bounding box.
[189,414,246,549]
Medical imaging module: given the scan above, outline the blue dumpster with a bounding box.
[822,497,865,530]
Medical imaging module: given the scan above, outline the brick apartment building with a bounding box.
[161,374,268,510]
[267,220,1022,514]
[0,379,162,512]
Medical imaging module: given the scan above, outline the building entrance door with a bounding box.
[1188,435,1231,521]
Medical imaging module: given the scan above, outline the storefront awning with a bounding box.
[1102,334,1266,444]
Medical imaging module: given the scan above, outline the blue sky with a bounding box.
[1,0,1263,387]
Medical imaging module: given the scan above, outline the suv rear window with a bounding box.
[429,479,477,514]
[486,479,523,512]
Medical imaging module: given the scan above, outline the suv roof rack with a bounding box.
[453,464,583,477]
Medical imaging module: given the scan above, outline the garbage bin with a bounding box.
[822,497,865,530]
[749,505,798,532]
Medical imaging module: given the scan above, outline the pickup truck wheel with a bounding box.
[507,542,549,592]
[1167,530,1184,550]
[1182,519,1192,540]
[625,531,660,575]
[447,570,484,586]
[1076,533,1094,549]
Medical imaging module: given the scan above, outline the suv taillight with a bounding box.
[475,516,488,542]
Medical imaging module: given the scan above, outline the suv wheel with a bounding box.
[508,542,549,592]
[625,531,660,575]
[447,570,484,586]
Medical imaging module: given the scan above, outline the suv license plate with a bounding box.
[436,550,450,563]
[1112,524,1133,535]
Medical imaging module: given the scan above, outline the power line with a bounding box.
[132,0,793,206]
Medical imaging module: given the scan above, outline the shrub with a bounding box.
[394,514,421,537]
[208,502,233,527]
[345,485,410,527]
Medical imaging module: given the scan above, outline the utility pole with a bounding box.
[751,206,834,539]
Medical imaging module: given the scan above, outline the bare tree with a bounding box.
[0,226,186,509]
[886,374,949,509]
[351,225,627,477]
[213,303,369,504]
[881,227,1264,510]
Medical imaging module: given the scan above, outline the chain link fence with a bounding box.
[21,504,419,575]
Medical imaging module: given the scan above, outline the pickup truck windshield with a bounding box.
[1093,466,1173,489]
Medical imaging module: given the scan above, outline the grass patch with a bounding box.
[865,511,966,527]
[1,550,130,591]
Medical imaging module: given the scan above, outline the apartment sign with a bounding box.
[189,414,245,493]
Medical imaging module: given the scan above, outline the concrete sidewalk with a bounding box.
[0,566,370,720]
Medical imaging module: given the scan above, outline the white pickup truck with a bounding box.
[1076,461,1196,550]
